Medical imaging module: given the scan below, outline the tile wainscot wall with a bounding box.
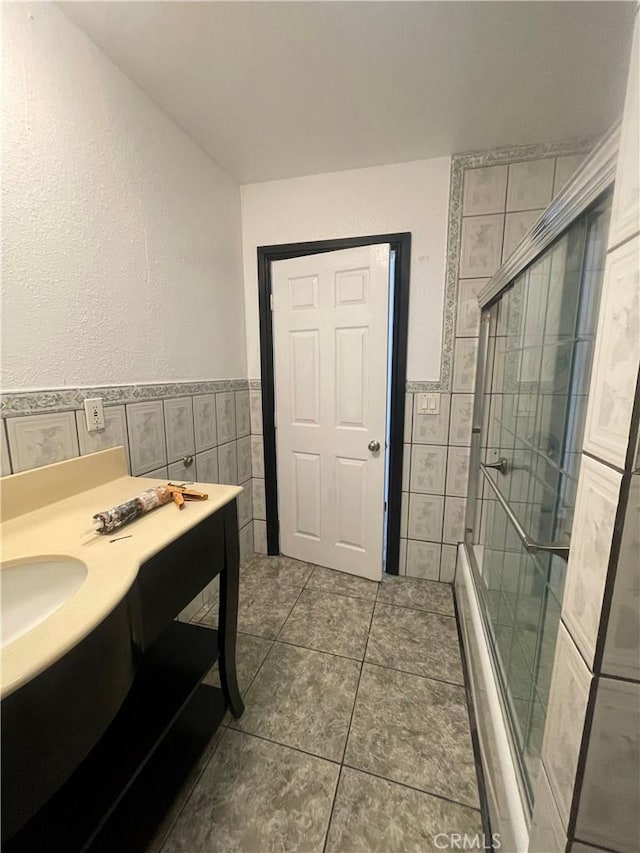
[0,379,256,620]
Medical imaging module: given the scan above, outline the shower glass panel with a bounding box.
[467,196,611,803]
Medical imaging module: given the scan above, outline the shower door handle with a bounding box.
[479,463,570,561]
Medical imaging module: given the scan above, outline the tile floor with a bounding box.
[153,555,484,853]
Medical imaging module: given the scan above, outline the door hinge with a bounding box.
[269,293,274,311]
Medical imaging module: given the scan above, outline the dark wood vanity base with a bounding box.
[2,500,244,853]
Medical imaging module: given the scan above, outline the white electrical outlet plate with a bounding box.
[417,393,440,415]
[84,397,105,432]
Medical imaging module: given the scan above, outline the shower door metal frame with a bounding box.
[461,123,620,813]
[464,122,620,553]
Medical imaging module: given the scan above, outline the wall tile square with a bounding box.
[529,764,568,853]
[404,393,413,443]
[409,445,447,494]
[443,497,466,545]
[400,491,409,537]
[453,338,479,393]
[456,278,487,337]
[237,435,252,484]
[254,519,267,554]
[196,447,219,484]
[503,210,543,261]
[251,435,265,478]
[506,158,555,211]
[7,411,79,474]
[239,521,254,566]
[408,493,444,542]
[583,235,640,468]
[139,466,168,479]
[576,677,640,852]
[446,447,470,497]
[449,395,474,447]
[459,214,504,278]
[462,165,508,215]
[168,458,195,483]
[235,390,251,439]
[609,15,639,249]
[562,455,621,666]
[216,391,237,445]
[412,393,451,445]
[249,390,263,435]
[602,474,640,681]
[237,484,253,529]
[163,397,195,463]
[399,538,407,575]
[440,544,457,583]
[218,440,238,485]
[126,401,167,475]
[402,444,411,491]
[542,622,592,826]
[1,420,11,475]
[252,478,266,520]
[553,154,586,197]
[406,540,441,581]
[193,394,217,453]
[74,406,130,472]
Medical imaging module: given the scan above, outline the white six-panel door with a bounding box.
[272,244,390,581]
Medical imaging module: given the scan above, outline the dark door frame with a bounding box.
[257,232,411,576]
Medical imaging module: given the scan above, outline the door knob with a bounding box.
[368,440,381,452]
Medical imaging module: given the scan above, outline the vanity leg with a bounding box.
[218,501,245,718]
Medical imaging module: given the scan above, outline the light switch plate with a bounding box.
[417,393,440,415]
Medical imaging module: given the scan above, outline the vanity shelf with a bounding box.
[5,620,226,853]
[2,490,244,853]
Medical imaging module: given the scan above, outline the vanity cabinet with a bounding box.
[2,499,243,853]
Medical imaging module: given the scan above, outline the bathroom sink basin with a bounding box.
[0,558,88,648]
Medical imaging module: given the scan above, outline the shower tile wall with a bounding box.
[528,14,640,851]
[0,380,257,618]
[401,146,589,581]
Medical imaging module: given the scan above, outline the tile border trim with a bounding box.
[415,135,597,395]
[1,379,250,417]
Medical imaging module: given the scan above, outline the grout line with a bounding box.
[233,636,276,707]
[362,659,466,691]
[375,598,457,620]
[304,580,379,603]
[225,727,342,767]
[273,585,306,642]
[376,597,455,618]
[340,763,482,815]
[274,636,369,665]
[321,766,343,853]
[338,594,378,766]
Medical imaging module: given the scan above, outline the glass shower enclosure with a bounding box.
[464,194,612,807]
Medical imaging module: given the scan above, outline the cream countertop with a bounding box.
[0,447,241,699]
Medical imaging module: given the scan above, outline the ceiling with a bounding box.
[59,1,635,184]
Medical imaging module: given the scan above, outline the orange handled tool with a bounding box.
[166,483,208,510]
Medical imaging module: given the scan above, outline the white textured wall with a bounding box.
[240,158,451,381]
[2,2,246,390]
